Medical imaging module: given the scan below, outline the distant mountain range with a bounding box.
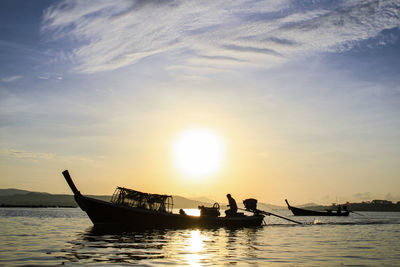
[0,189,109,207]
[0,188,218,209]
[0,189,32,196]
[3,189,397,211]
[297,202,319,208]
[0,188,286,210]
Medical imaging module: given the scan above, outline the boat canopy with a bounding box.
[111,187,173,213]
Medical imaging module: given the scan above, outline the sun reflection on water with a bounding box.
[187,230,204,253]
[184,230,207,266]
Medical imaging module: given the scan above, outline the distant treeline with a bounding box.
[347,200,400,212]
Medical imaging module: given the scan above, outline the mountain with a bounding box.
[298,202,319,208]
[171,196,214,209]
[0,189,214,209]
[0,188,32,196]
[258,202,286,211]
[0,191,110,207]
[0,192,76,207]
[0,189,288,210]
[188,196,216,204]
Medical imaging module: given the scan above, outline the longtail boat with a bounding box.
[62,170,264,229]
[285,199,350,216]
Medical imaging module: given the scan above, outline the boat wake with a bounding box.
[315,220,400,226]
[264,218,400,226]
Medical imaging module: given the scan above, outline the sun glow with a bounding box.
[173,128,224,177]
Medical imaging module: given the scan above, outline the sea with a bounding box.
[0,208,399,266]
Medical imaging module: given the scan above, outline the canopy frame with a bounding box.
[111,187,173,213]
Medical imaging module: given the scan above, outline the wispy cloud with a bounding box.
[38,75,50,80]
[0,148,55,160]
[37,73,63,80]
[0,148,95,163]
[2,75,22,83]
[42,0,400,74]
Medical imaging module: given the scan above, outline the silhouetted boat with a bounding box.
[62,170,264,229]
[285,199,350,216]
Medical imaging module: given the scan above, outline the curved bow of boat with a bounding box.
[285,199,292,210]
[62,170,81,196]
[62,169,91,212]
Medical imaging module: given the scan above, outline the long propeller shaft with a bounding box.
[239,208,303,225]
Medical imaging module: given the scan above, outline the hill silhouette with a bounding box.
[1,189,398,211]
[0,189,288,210]
[0,189,213,209]
[0,188,31,196]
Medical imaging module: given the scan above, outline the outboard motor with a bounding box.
[243,198,258,212]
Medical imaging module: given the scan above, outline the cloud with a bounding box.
[2,76,22,83]
[37,73,63,80]
[42,0,400,74]
[38,75,50,80]
[0,148,55,160]
[0,148,94,163]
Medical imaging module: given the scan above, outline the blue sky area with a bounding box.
[1,0,400,204]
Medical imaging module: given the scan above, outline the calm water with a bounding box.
[1,208,399,266]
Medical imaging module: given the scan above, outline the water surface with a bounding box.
[1,208,399,266]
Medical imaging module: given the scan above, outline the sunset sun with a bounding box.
[173,128,224,177]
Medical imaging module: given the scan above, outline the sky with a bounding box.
[1,0,400,205]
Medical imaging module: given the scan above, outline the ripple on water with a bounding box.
[1,208,400,266]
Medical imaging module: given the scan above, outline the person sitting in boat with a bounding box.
[337,204,342,214]
[343,205,348,212]
[179,209,187,216]
[225,194,238,217]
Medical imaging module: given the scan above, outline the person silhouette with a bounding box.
[337,204,342,214]
[225,194,238,217]
[343,205,348,212]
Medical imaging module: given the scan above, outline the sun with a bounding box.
[173,128,224,177]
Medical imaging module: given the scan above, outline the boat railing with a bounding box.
[111,187,173,213]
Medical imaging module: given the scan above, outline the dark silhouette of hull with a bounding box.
[285,199,349,216]
[63,170,264,229]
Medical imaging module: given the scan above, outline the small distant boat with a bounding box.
[62,170,264,229]
[285,199,349,216]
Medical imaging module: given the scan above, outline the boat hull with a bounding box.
[285,199,349,216]
[76,194,264,229]
[62,169,264,229]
